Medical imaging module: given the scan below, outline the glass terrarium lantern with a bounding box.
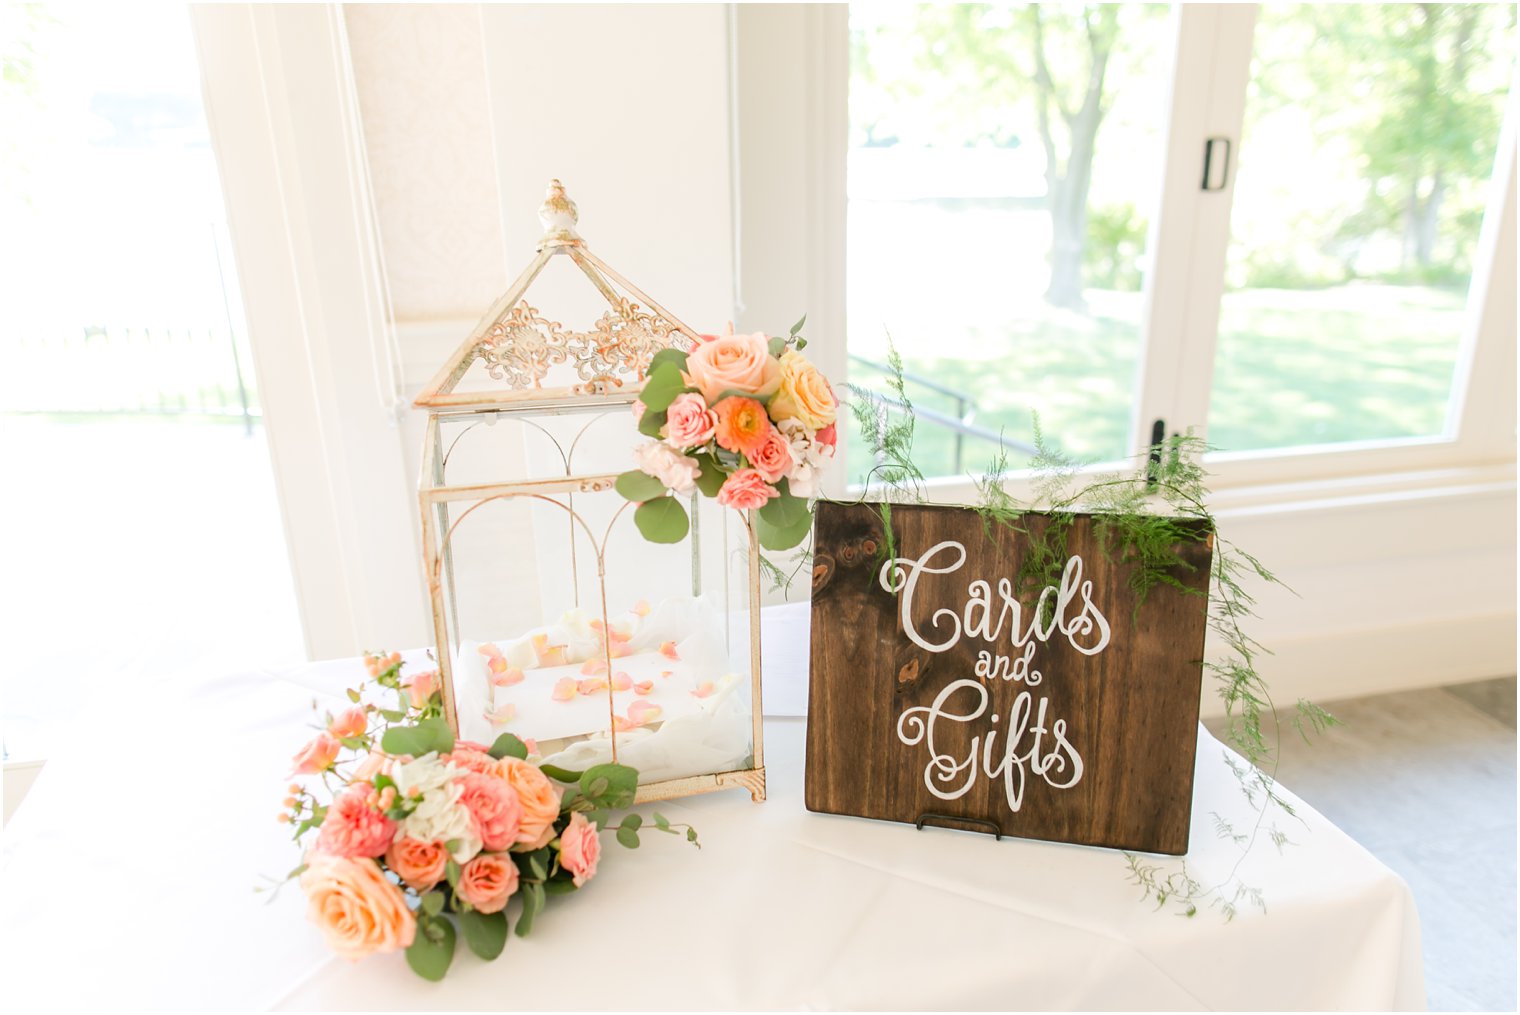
[413,181,764,803]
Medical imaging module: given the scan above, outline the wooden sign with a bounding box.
[805,501,1214,855]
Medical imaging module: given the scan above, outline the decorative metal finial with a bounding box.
[538,179,581,246]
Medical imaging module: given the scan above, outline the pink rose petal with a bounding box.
[633,680,654,696]
[611,671,633,691]
[580,658,608,676]
[659,641,680,661]
[551,677,577,702]
[577,677,608,696]
[632,600,651,617]
[492,666,524,687]
[628,700,663,724]
[484,704,518,725]
[690,681,716,699]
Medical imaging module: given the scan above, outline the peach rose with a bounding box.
[402,670,438,710]
[384,836,448,891]
[664,392,718,449]
[716,468,779,512]
[350,751,392,782]
[682,331,780,403]
[456,771,523,852]
[291,733,341,776]
[315,783,397,859]
[748,427,794,484]
[328,706,368,740]
[557,811,601,888]
[713,396,773,458]
[457,852,519,914]
[815,422,837,447]
[768,351,837,430]
[445,747,499,777]
[498,757,563,851]
[300,854,415,960]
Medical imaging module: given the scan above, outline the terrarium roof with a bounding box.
[413,180,702,412]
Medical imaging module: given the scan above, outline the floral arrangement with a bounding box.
[274,651,699,981]
[616,318,837,550]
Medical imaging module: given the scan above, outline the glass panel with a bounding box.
[423,411,757,787]
[1210,4,1514,453]
[845,2,1175,482]
[0,4,302,763]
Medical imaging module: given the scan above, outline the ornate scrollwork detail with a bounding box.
[476,299,691,391]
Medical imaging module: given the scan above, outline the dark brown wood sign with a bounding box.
[805,501,1214,855]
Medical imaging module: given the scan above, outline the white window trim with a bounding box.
[191,3,427,660]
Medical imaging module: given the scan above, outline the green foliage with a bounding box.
[757,484,814,551]
[1083,202,1147,291]
[458,908,508,961]
[380,716,454,758]
[636,362,688,412]
[633,496,689,543]
[844,335,927,582]
[487,732,528,761]
[615,470,667,502]
[578,764,638,810]
[963,416,1340,918]
[406,912,456,981]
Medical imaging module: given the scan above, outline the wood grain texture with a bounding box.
[805,502,1214,855]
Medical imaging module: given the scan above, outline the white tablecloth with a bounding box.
[2,606,1424,1010]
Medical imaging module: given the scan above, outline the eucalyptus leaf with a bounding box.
[756,509,813,551]
[789,313,806,336]
[539,764,584,784]
[620,812,643,831]
[405,914,456,981]
[637,408,667,438]
[421,890,445,917]
[634,496,689,544]
[653,813,670,831]
[579,763,638,809]
[647,348,688,375]
[458,908,508,961]
[487,732,528,761]
[767,336,787,358]
[379,725,430,758]
[515,882,546,938]
[636,362,688,412]
[615,469,668,503]
[346,688,361,703]
[690,454,727,498]
[543,878,579,896]
[757,484,807,528]
[616,826,641,849]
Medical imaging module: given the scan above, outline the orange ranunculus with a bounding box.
[713,396,772,457]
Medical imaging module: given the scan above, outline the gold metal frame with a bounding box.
[413,181,766,804]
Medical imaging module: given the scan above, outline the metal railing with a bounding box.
[1,324,259,433]
[848,354,1035,474]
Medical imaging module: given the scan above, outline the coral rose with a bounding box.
[458,852,520,914]
[815,422,837,447]
[291,733,341,776]
[768,351,837,430]
[748,427,794,484]
[663,392,718,449]
[446,747,499,777]
[315,783,397,859]
[716,468,779,512]
[384,836,448,891]
[498,757,562,850]
[713,396,772,458]
[402,670,438,710]
[557,811,602,887]
[300,854,415,960]
[632,440,700,496]
[456,771,523,852]
[328,706,368,740]
[682,331,780,403]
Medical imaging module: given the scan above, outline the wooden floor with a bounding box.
[1206,676,1517,1012]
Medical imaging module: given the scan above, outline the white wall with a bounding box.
[333,3,1513,713]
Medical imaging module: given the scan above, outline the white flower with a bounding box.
[390,752,451,798]
[777,420,835,498]
[392,753,482,862]
[633,440,701,496]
